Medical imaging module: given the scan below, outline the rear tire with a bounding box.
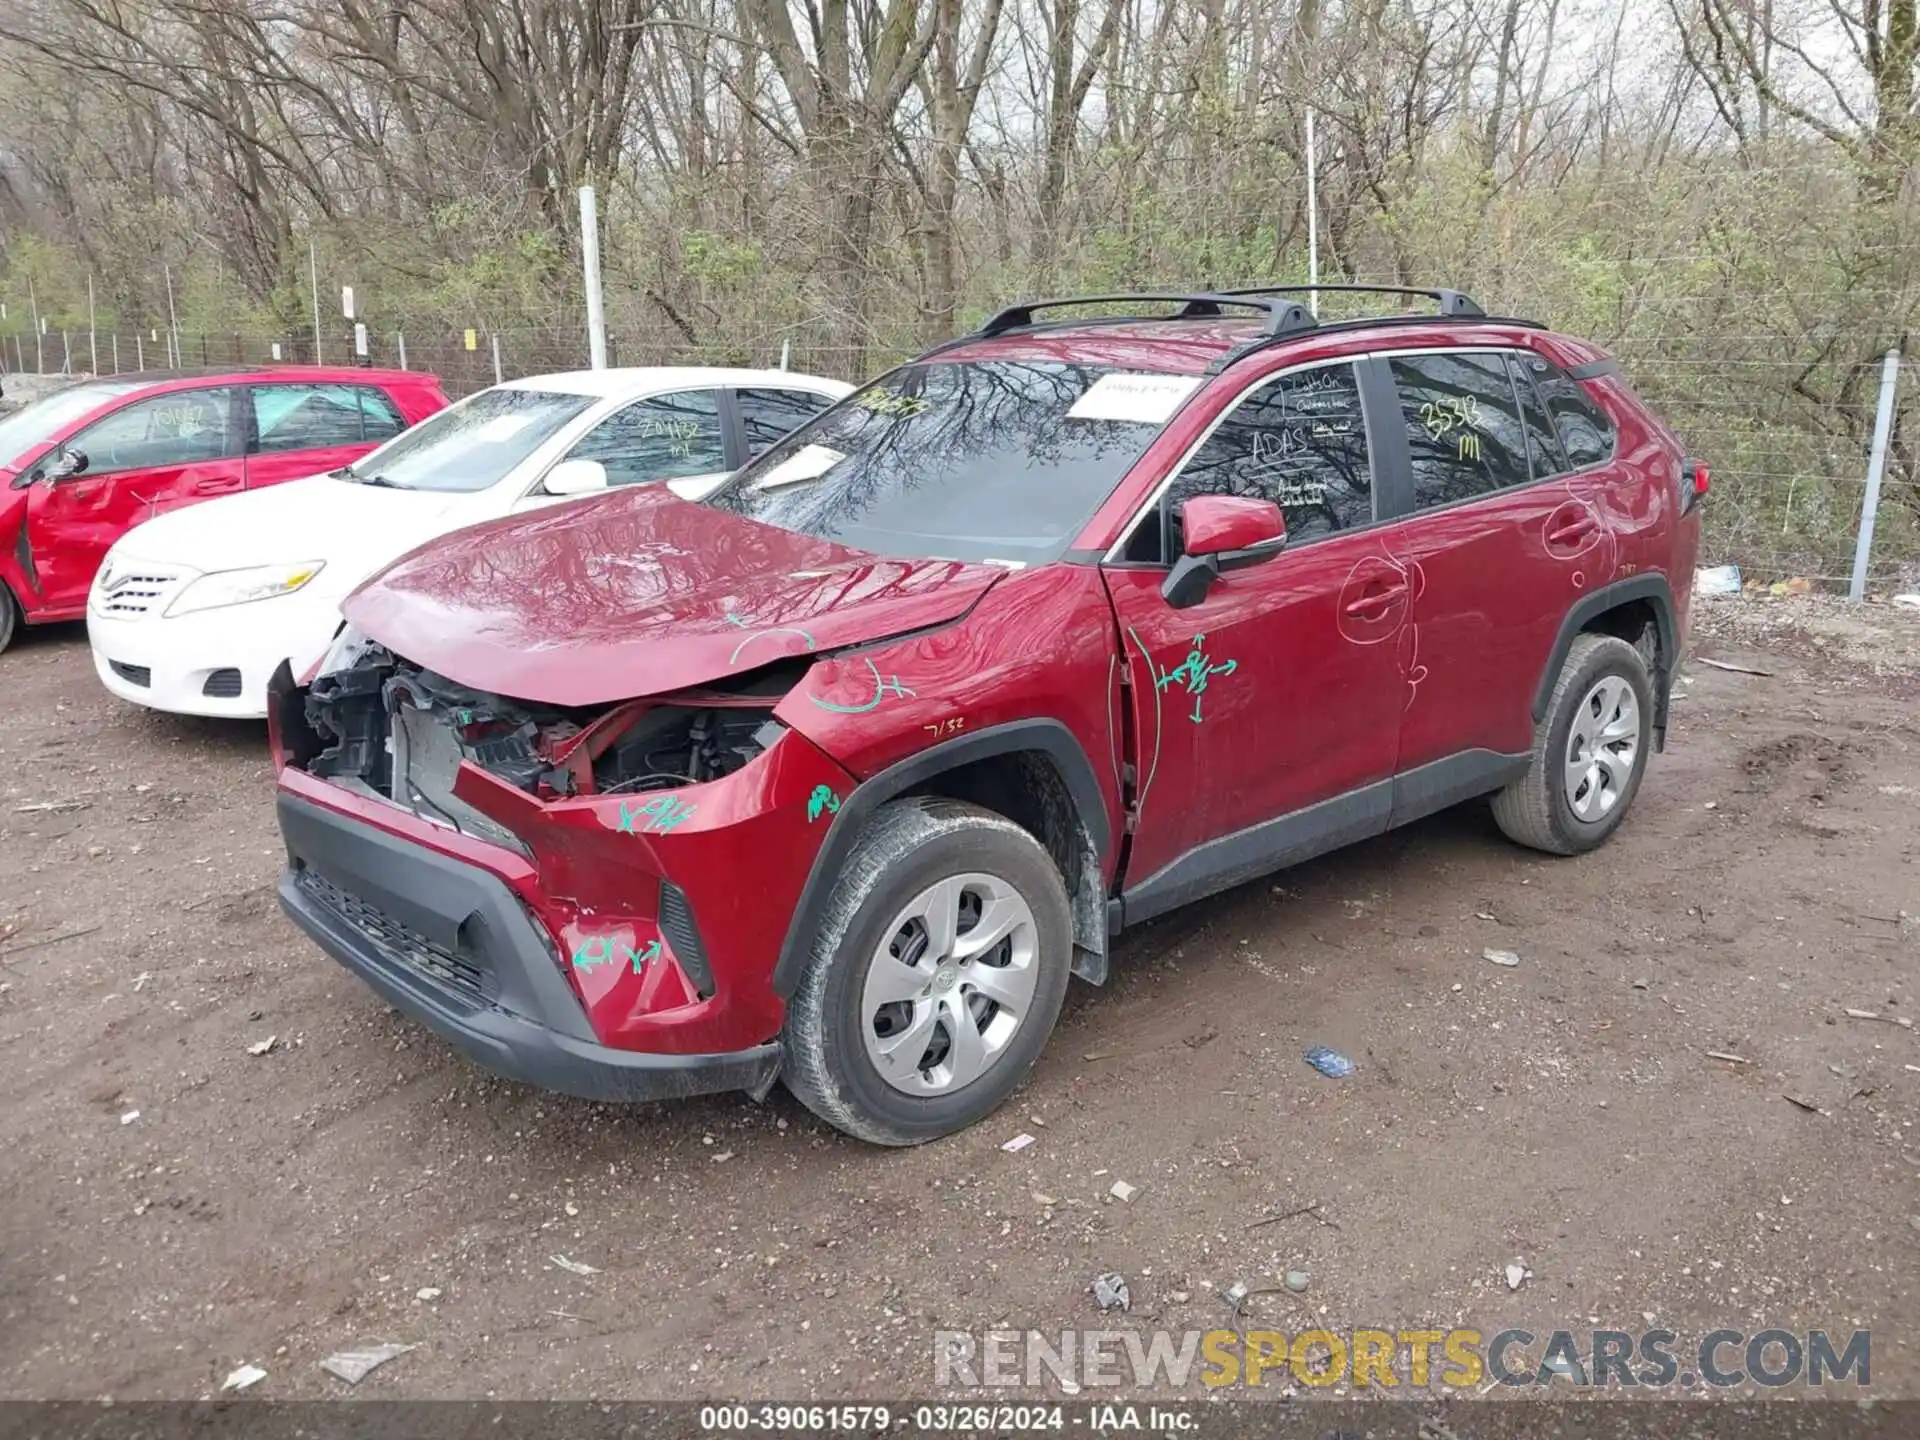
[0,584,18,655]
[1492,633,1652,855]
[782,796,1073,1146]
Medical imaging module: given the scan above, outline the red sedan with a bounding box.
[0,366,447,650]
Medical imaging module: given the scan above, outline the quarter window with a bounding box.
[70,388,235,473]
[1155,363,1372,558]
[567,390,727,485]
[1389,353,1530,509]
[737,387,838,459]
[1528,358,1616,469]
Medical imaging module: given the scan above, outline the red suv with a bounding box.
[269,287,1704,1144]
[0,367,447,650]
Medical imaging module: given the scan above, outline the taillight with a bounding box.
[1681,457,1709,512]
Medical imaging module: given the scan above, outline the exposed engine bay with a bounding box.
[300,640,784,846]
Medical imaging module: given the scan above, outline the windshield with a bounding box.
[708,361,1188,563]
[343,386,593,493]
[0,381,146,469]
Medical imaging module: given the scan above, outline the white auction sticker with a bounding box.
[1067,372,1201,423]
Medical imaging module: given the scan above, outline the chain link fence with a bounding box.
[0,318,1911,591]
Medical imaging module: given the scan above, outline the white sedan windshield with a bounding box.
[343,387,593,493]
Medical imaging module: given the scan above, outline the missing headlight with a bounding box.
[594,707,785,795]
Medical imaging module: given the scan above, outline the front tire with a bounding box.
[0,584,17,654]
[1492,633,1653,855]
[782,796,1073,1145]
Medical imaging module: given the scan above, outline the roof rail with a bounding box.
[973,292,1317,340]
[1217,283,1486,317]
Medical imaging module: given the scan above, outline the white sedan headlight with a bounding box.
[164,562,326,617]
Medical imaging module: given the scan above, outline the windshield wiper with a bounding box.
[356,473,401,488]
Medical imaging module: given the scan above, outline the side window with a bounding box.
[1529,359,1616,469]
[70,388,234,474]
[566,390,726,485]
[1389,352,1531,510]
[1506,355,1566,480]
[1156,363,1372,558]
[737,387,837,459]
[252,384,397,453]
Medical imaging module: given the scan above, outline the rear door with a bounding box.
[1100,359,1408,911]
[26,385,242,607]
[242,382,408,489]
[729,386,842,463]
[1380,349,1607,786]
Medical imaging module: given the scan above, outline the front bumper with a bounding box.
[89,596,337,719]
[276,789,783,1102]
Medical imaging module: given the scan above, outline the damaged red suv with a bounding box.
[271,286,1704,1144]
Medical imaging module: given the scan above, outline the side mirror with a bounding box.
[1161,495,1288,610]
[542,458,609,496]
[51,448,89,481]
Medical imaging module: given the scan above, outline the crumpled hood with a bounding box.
[109,473,461,579]
[343,485,1008,707]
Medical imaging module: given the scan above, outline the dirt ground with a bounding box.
[2,594,1918,1403]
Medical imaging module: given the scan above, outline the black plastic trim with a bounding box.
[770,719,1111,997]
[1389,749,1531,828]
[276,790,782,1103]
[1121,781,1391,927]
[1567,357,1622,381]
[1532,574,1677,740]
[1356,355,1413,522]
[715,387,748,470]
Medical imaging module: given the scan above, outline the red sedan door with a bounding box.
[1100,359,1407,920]
[241,381,409,489]
[26,385,242,610]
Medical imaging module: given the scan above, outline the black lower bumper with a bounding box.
[276,790,781,1104]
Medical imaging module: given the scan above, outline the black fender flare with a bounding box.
[770,718,1111,997]
[1533,574,1677,741]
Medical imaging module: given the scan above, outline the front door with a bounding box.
[27,385,241,608]
[518,388,731,511]
[1101,359,1407,916]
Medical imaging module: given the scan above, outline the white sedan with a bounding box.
[87,366,851,717]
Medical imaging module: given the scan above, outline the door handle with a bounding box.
[1343,583,1407,617]
[1547,517,1597,547]
[194,476,243,495]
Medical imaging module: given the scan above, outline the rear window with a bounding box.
[708,361,1185,564]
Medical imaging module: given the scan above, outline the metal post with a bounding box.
[579,185,609,369]
[491,332,504,384]
[164,265,181,368]
[1849,349,1901,603]
[136,334,144,370]
[309,242,323,364]
[61,331,71,373]
[396,332,408,370]
[10,334,20,372]
[779,337,792,371]
[1305,108,1320,315]
[87,275,97,374]
[27,276,41,372]
[112,334,119,374]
